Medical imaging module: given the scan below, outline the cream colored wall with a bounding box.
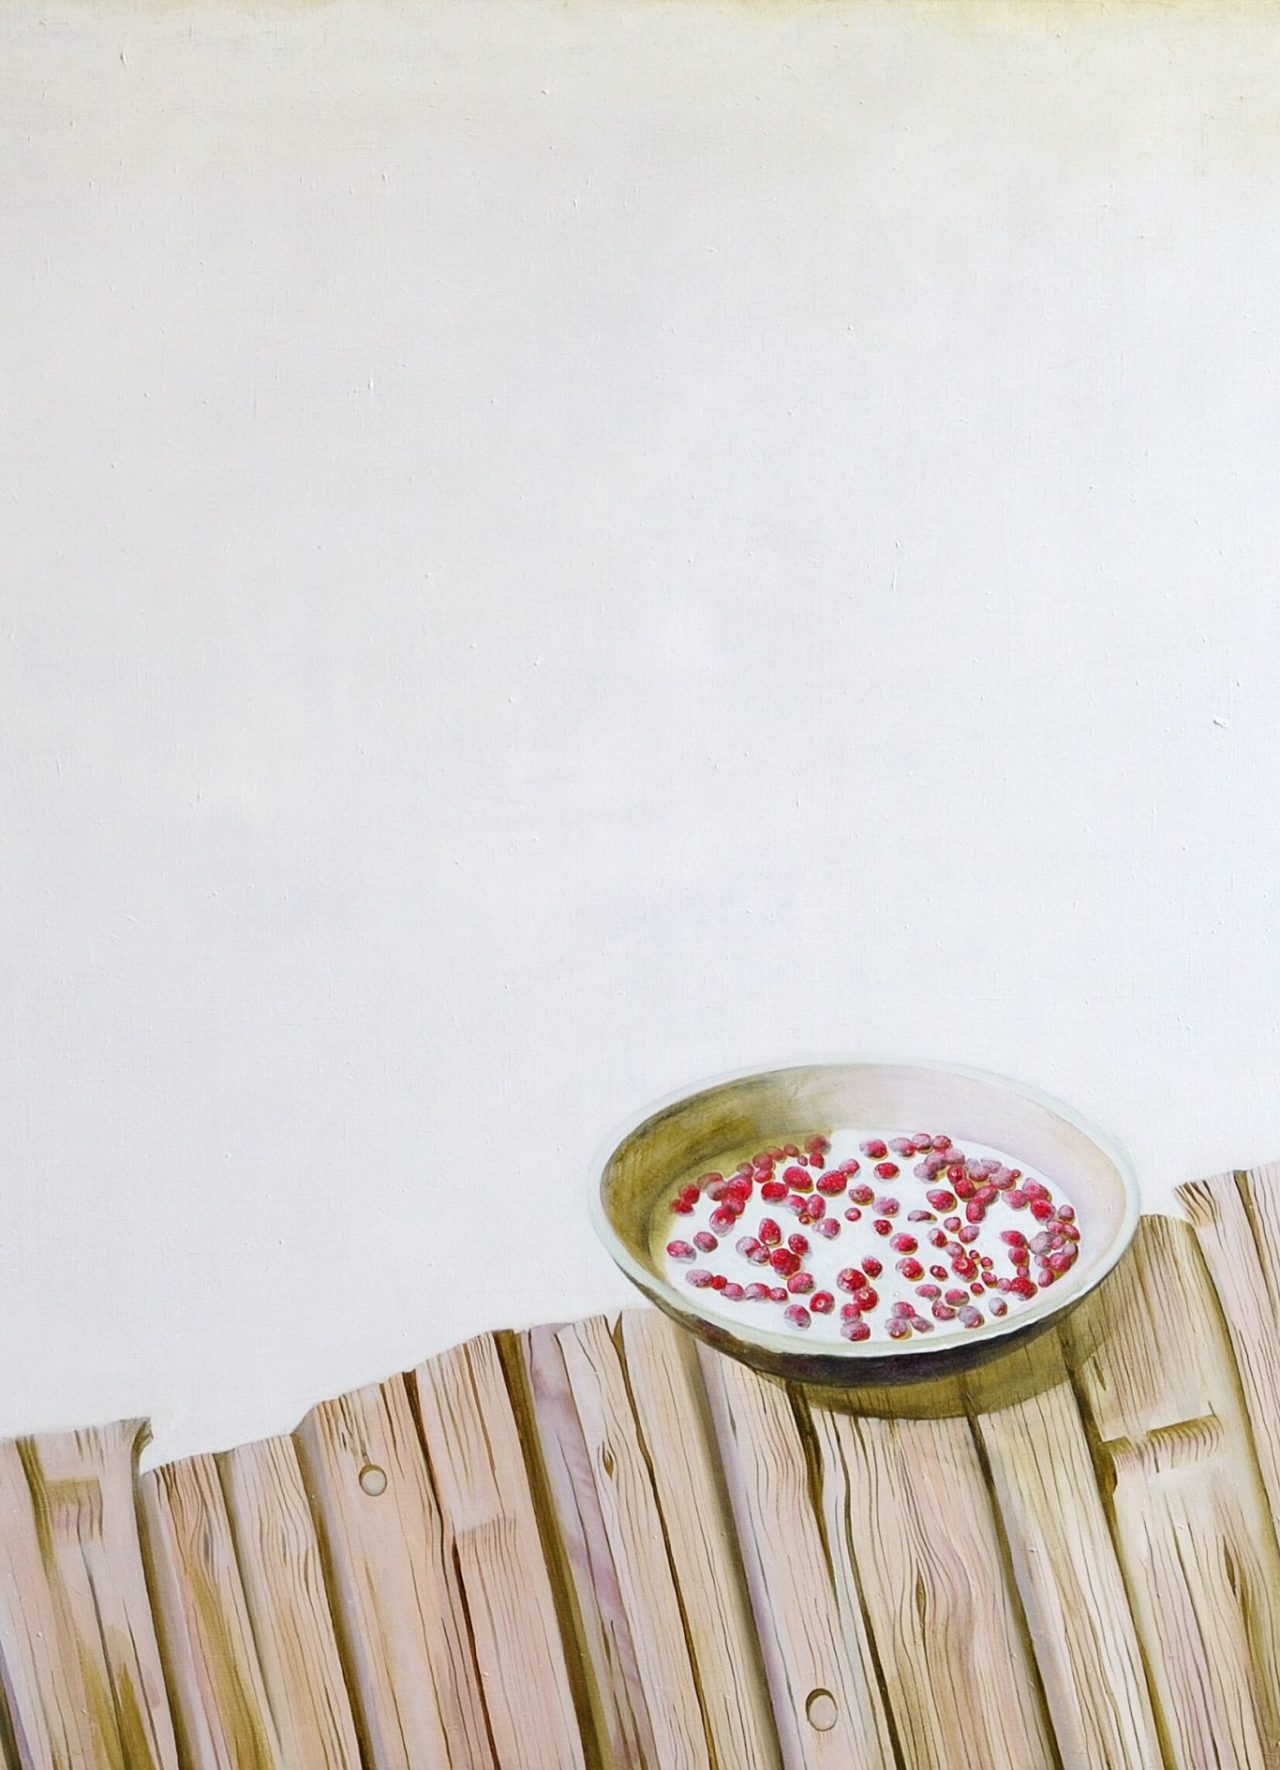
[2,0,1278,1462]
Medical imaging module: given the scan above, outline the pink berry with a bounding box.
[1048,1249,1075,1274]
[1023,1179,1049,1201]
[784,1304,811,1330]
[932,1301,957,1321]
[889,1137,915,1156]
[959,1305,984,1329]
[862,1254,882,1278]
[875,1161,900,1181]
[896,1257,924,1280]
[788,1232,810,1257]
[744,1281,770,1301]
[944,1288,968,1305]
[932,1134,952,1151]
[837,1266,867,1293]
[965,1201,985,1225]
[844,1206,863,1222]
[686,1268,713,1288]
[705,1178,730,1201]
[907,1209,936,1223]
[850,1183,875,1205]
[989,1296,1008,1317]
[890,1299,913,1317]
[860,1138,888,1158]
[976,1185,998,1208]
[890,1233,918,1254]
[694,1230,718,1253]
[841,1317,871,1342]
[811,1290,835,1315]
[916,1282,941,1299]
[769,1285,788,1303]
[666,1240,695,1261]
[927,1189,957,1212]
[886,1318,911,1340]
[873,1218,892,1237]
[930,1263,948,1281]
[806,1134,830,1154]
[787,1271,814,1296]
[722,1282,745,1302]
[1000,1229,1026,1247]
[1057,1203,1076,1223]
[816,1216,841,1240]
[943,1216,961,1233]
[806,1195,826,1220]
[1007,1189,1028,1209]
[875,1195,900,1216]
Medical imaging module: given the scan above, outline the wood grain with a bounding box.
[294,1374,492,1769]
[1181,1168,1280,1537]
[618,1310,781,1770]
[553,1314,710,1768]
[521,1323,655,1769]
[1070,1212,1280,1768]
[811,1400,1055,1768]
[141,1454,282,1769]
[412,1333,585,1770]
[0,1423,179,1770]
[697,1347,895,1770]
[972,1339,1162,1768]
[219,1435,362,1767]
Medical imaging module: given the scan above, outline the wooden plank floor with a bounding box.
[5,1186,1280,1767]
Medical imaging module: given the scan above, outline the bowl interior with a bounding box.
[594,1061,1139,1371]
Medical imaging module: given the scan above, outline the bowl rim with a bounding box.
[588,1055,1142,1367]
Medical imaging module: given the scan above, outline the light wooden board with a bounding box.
[810,1401,1056,1768]
[413,1333,585,1770]
[521,1322,655,1769]
[618,1310,782,1770]
[698,1347,895,1770]
[1070,1213,1280,1768]
[0,1423,179,1770]
[141,1454,282,1769]
[219,1436,362,1768]
[972,1340,1162,1768]
[552,1315,711,1769]
[293,1375,493,1769]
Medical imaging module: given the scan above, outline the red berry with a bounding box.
[850,1183,875,1205]
[875,1162,900,1181]
[1023,1179,1050,1201]
[770,1247,801,1276]
[927,1228,947,1249]
[787,1271,814,1295]
[860,1139,888,1158]
[816,1171,846,1197]
[890,1233,918,1254]
[698,1171,723,1188]
[842,1317,871,1342]
[769,1285,788,1303]
[670,1197,694,1214]
[873,1218,892,1237]
[965,1201,985,1225]
[806,1195,826,1220]
[760,1180,787,1201]
[811,1290,835,1315]
[953,1175,976,1201]
[694,1230,718,1253]
[706,1178,730,1201]
[1060,1222,1081,1242]
[943,1216,961,1233]
[844,1206,863,1223]
[744,1281,770,1301]
[932,1301,957,1320]
[926,1189,957,1212]
[976,1185,998,1208]
[907,1209,936,1223]
[1031,1198,1055,1222]
[710,1274,727,1290]
[785,1193,808,1216]
[709,1207,736,1234]
[1047,1249,1075,1274]
[788,1232,810,1257]
[783,1165,811,1191]
[784,1304,811,1330]
[816,1216,841,1239]
[840,1157,862,1176]
[837,1266,867,1292]
[1006,1189,1028,1210]
[958,1225,981,1244]
[666,1240,695,1261]
[889,1137,915,1156]
[805,1134,830,1153]
[875,1195,900,1216]
[862,1254,882,1278]
[686,1269,713,1288]
[896,1257,924,1280]
[930,1263,948,1281]
[890,1300,913,1318]
[726,1177,753,1201]
[1057,1203,1076,1223]
[809,1152,826,1170]
[853,1285,879,1312]
[916,1282,941,1299]
[1000,1229,1026,1247]
[758,1217,781,1246]
[945,1288,968,1305]
[1009,1275,1038,1299]
[932,1134,952,1150]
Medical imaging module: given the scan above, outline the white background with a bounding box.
[2,0,1279,1463]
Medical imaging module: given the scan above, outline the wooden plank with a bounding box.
[412,1334,585,1770]
[219,1436,362,1768]
[521,1324,654,1769]
[554,1315,710,1768]
[972,1340,1162,1767]
[141,1454,281,1768]
[0,1423,180,1770]
[0,1437,107,1769]
[697,1347,895,1770]
[1069,1213,1280,1768]
[618,1311,782,1769]
[810,1400,1055,1768]
[293,1374,492,1770]
[1181,1168,1280,1533]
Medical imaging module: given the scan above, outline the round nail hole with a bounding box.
[806,1688,837,1731]
[358,1463,388,1496]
